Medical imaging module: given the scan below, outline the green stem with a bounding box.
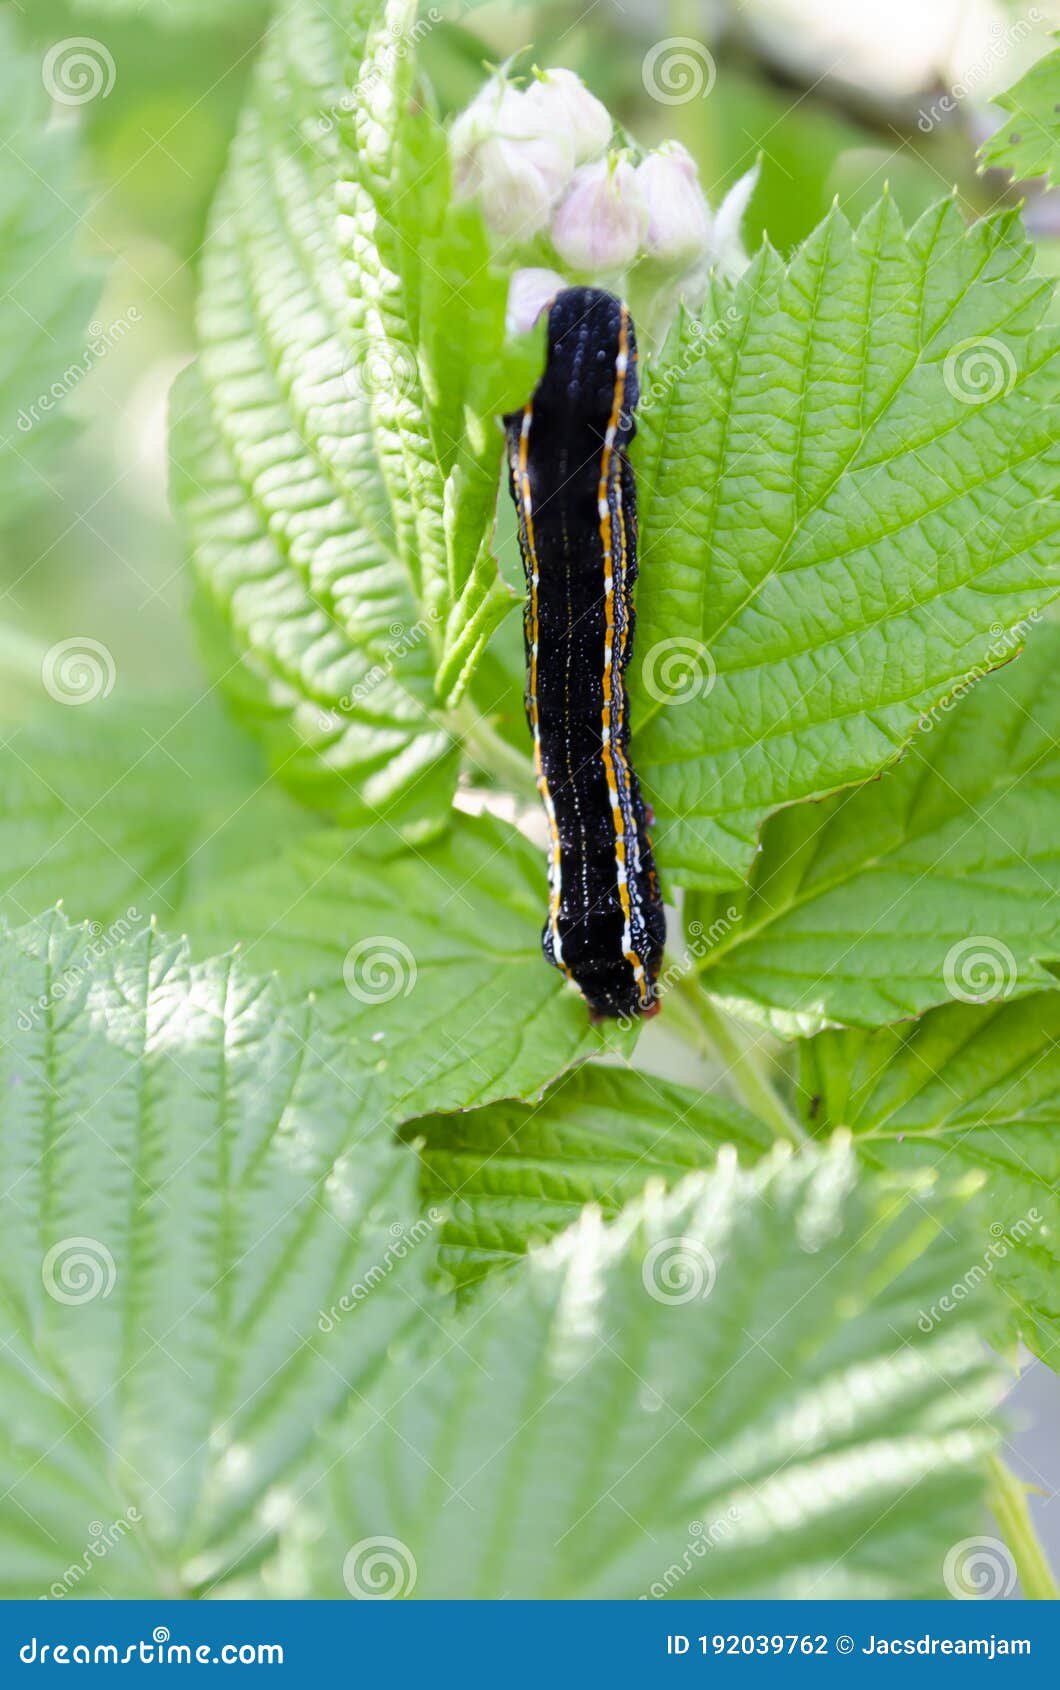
[986,1454,1059,1599]
[657,982,711,1054]
[681,977,807,1146]
[451,699,538,802]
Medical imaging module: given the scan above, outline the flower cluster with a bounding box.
[448,65,757,341]
[450,67,612,242]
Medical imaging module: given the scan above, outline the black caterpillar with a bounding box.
[504,286,666,1021]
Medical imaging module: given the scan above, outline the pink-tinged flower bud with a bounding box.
[525,68,612,165]
[636,142,712,265]
[450,76,574,241]
[506,268,566,337]
[550,157,648,273]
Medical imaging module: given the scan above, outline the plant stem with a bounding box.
[986,1454,1059,1599]
[681,976,807,1145]
[659,984,711,1054]
[451,699,538,802]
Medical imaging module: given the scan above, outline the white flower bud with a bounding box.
[506,268,566,337]
[450,75,574,241]
[710,161,761,279]
[636,142,712,265]
[550,157,648,273]
[631,161,759,347]
[525,68,612,165]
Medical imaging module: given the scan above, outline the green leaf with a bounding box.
[0,696,600,1123]
[184,809,619,1119]
[690,617,1060,1035]
[634,196,1059,890]
[803,995,1060,1369]
[408,1062,774,1289]
[0,15,100,533]
[72,0,268,19]
[170,0,453,839]
[980,42,1060,188]
[273,1145,1000,1599]
[172,0,533,838]
[0,696,310,932]
[340,0,543,703]
[0,910,438,1598]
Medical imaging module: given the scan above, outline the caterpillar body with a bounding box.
[504,286,666,1021]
